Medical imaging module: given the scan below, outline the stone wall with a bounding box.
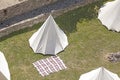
[0,0,57,22]
[0,0,97,38]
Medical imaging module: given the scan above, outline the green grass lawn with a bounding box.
[0,0,120,80]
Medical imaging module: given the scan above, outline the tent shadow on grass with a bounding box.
[52,0,109,36]
[0,0,108,42]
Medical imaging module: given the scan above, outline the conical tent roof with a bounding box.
[98,0,120,32]
[29,15,68,55]
[79,67,120,80]
[0,51,10,80]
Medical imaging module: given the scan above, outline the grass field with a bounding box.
[0,0,120,80]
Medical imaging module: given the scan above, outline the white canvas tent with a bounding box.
[79,67,120,80]
[98,0,120,32]
[29,15,68,55]
[0,51,10,80]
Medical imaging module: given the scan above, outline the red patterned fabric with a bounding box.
[33,56,67,77]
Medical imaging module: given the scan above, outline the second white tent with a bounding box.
[98,0,120,32]
[79,67,120,80]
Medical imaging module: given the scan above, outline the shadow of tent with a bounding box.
[55,0,109,36]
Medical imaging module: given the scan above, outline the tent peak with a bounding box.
[99,66,105,70]
[48,14,54,19]
[79,67,120,80]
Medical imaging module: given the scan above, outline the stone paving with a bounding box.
[0,0,26,10]
[0,0,84,29]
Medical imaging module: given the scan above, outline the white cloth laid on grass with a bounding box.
[33,56,67,77]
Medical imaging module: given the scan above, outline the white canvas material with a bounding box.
[0,51,10,80]
[29,15,68,55]
[98,0,120,32]
[79,67,120,80]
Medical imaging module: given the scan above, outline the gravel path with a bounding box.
[0,0,84,29]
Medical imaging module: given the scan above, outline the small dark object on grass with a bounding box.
[107,52,120,62]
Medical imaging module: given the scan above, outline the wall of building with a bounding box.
[0,0,57,22]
